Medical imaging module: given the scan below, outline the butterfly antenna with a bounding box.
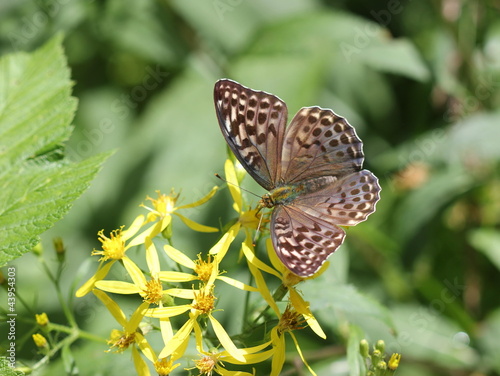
[253,209,265,246]
[214,173,261,199]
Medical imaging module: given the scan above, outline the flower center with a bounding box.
[143,278,163,305]
[92,227,126,260]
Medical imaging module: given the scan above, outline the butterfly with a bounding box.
[214,79,381,277]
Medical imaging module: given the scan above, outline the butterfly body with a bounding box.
[262,176,337,208]
[214,79,381,277]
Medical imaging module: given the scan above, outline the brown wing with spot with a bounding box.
[280,107,364,184]
[214,79,288,190]
[294,170,381,227]
[271,205,346,277]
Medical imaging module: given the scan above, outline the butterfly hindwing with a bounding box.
[214,79,288,190]
[281,107,364,184]
[294,170,381,227]
[271,205,346,277]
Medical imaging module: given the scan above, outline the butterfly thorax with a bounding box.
[259,175,337,209]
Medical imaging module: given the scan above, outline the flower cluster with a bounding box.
[76,159,328,375]
[359,339,401,375]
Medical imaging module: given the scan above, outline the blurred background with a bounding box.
[1,0,500,375]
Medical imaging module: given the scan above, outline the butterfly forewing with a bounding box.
[281,107,364,184]
[294,170,381,227]
[214,79,287,190]
[271,205,346,277]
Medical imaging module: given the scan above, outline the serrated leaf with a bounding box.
[0,35,111,266]
[0,356,24,376]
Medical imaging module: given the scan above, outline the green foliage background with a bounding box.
[1,0,500,375]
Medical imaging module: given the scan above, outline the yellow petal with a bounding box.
[217,368,254,376]
[135,331,156,362]
[95,280,141,294]
[222,349,274,365]
[93,289,127,327]
[145,237,160,276]
[246,260,280,317]
[122,215,146,241]
[158,316,195,358]
[164,245,196,269]
[164,288,197,299]
[289,331,317,376]
[217,340,274,364]
[266,238,286,274]
[174,213,218,232]
[217,276,259,292]
[159,271,197,282]
[160,317,174,345]
[209,315,245,362]
[205,257,219,290]
[224,159,242,213]
[289,289,326,339]
[177,186,218,209]
[76,260,115,297]
[132,346,151,376]
[240,340,274,355]
[193,320,204,353]
[126,302,149,332]
[123,256,147,288]
[144,305,191,318]
[128,216,172,248]
[270,328,286,376]
[210,222,240,259]
[242,241,281,279]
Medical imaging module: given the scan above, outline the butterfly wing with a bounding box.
[280,106,364,184]
[271,204,346,277]
[294,170,381,227]
[214,79,288,190]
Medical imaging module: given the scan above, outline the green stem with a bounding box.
[39,256,77,328]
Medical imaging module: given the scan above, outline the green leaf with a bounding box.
[0,357,24,376]
[468,228,500,271]
[361,39,430,82]
[393,168,474,243]
[478,308,500,373]
[302,279,396,335]
[391,305,478,368]
[0,35,111,266]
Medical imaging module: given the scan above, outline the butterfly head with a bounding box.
[259,193,275,209]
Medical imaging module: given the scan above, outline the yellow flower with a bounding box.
[32,333,48,348]
[76,215,146,297]
[93,289,160,376]
[388,353,401,371]
[142,188,219,233]
[154,357,181,376]
[94,237,195,304]
[144,261,246,363]
[270,305,317,376]
[209,159,263,262]
[190,321,274,376]
[35,313,49,326]
[243,238,326,339]
[161,244,258,293]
